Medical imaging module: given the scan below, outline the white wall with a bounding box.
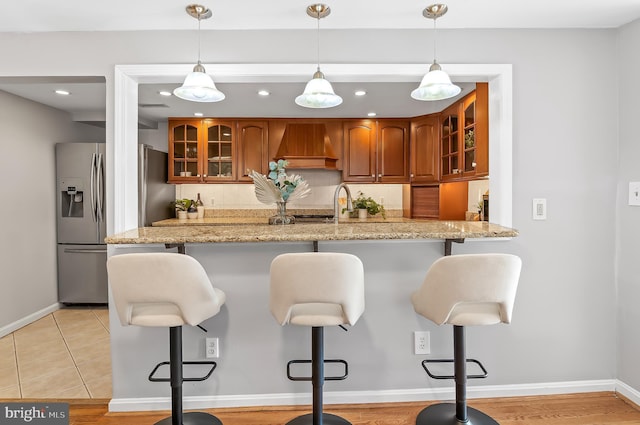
[616,18,640,391]
[0,90,104,332]
[0,25,630,401]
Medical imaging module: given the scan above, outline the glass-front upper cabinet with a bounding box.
[204,120,234,180]
[440,111,459,178]
[439,83,488,181]
[463,97,476,173]
[168,120,201,182]
[168,119,236,183]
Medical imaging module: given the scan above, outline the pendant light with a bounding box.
[295,4,343,109]
[411,4,461,101]
[173,4,225,103]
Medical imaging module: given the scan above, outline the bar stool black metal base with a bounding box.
[416,403,498,425]
[154,411,223,425]
[286,412,351,425]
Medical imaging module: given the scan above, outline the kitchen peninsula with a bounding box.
[106,219,516,250]
[105,220,517,413]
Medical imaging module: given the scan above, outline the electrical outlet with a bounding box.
[205,337,219,359]
[414,331,430,355]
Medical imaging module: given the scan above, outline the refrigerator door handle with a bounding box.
[90,153,97,222]
[64,248,108,254]
[140,147,148,227]
[96,152,104,222]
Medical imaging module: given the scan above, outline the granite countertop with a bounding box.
[151,216,405,226]
[105,220,518,244]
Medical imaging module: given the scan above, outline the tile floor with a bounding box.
[0,307,111,399]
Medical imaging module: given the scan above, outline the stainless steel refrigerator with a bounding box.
[56,143,173,304]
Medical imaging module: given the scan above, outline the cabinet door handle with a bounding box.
[378,174,382,178]
[371,174,375,178]
[202,174,207,177]
[410,173,414,178]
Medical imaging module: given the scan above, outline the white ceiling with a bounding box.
[2,0,640,31]
[1,1,638,126]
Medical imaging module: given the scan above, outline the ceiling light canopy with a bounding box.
[411,4,461,102]
[173,4,225,103]
[295,4,342,109]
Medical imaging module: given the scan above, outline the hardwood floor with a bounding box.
[46,392,640,425]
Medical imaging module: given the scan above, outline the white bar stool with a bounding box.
[107,252,226,425]
[270,252,365,425]
[411,253,522,425]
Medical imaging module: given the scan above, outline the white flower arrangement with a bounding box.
[249,160,310,205]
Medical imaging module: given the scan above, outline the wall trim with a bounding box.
[113,63,512,233]
[616,380,640,407]
[0,303,60,338]
[109,379,618,412]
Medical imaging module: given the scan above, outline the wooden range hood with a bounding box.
[274,123,338,169]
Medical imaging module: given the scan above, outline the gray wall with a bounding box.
[0,90,104,330]
[616,18,640,390]
[0,23,634,399]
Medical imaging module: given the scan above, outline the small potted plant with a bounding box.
[172,199,192,219]
[352,192,386,220]
[186,200,198,219]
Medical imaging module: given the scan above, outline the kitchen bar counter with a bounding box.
[106,219,518,410]
[105,220,517,245]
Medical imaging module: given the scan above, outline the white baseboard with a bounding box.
[0,303,61,338]
[108,379,619,413]
[616,380,640,406]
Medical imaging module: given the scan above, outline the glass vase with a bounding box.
[269,200,295,225]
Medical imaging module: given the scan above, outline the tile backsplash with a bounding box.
[176,170,403,210]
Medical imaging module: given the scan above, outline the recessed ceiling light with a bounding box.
[258,90,270,96]
[355,90,367,96]
[55,90,70,96]
[367,112,377,117]
[194,112,204,117]
[159,91,172,97]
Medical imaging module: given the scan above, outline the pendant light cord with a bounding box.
[316,11,321,71]
[197,11,202,64]
[432,16,437,64]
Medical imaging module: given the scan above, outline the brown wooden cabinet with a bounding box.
[236,120,268,182]
[343,119,409,183]
[168,119,202,183]
[440,83,488,181]
[168,91,486,186]
[377,120,410,183]
[408,185,440,219]
[169,118,235,183]
[202,119,235,181]
[168,118,243,183]
[343,120,377,182]
[410,115,439,184]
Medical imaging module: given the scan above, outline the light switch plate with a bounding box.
[532,198,547,220]
[629,182,640,206]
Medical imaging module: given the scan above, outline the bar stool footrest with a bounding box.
[148,360,217,382]
[421,358,488,380]
[287,359,348,381]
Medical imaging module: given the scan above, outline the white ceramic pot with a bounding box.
[358,208,368,219]
[177,210,187,219]
[187,212,198,219]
